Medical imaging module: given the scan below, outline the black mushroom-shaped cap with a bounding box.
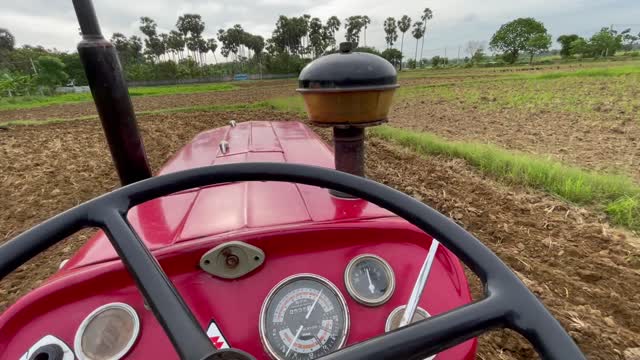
[298,42,398,91]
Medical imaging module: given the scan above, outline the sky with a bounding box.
[1,0,640,59]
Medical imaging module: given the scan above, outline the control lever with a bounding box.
[399,239,440,327]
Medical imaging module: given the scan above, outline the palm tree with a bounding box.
[207,38,218,63]
[419,8,433,68]
[412,21,425,67]
[325,16,341,49]
[383,17,398,49]
[398,15,411,70]
[362,16,371,47]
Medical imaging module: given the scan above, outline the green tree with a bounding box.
[383,17,398,49]
[569,38,591,57]
[397,15,411,70]
[557,34,580,57]
[411,21,425,65]
[471,49,485,64]
[177,14,206,62]
[35,56,68,93]
[431,55,448,67]
[525,33,551,64]
[58,52,88,85]
[489,17,550,64]
[344,16,365,47]
[0,28,15,52]
[167,30,186,60]
[590,27,623,57]
[381,48,402,67]
[362,16,371,47]
[269,15,310,56]
[308,17,326,58]
[111,33,143,66]
[139,17,166,62]
[324,16,341,50]
[419,8,433,67]
[622,30,639,51]
[207,38,218,63]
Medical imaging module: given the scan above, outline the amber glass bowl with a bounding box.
[297,85,398,124]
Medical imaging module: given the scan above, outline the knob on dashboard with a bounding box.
[28,343,65,360]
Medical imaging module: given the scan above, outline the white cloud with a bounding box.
[2,0,639,59]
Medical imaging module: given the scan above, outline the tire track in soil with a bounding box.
[1,114,639,360]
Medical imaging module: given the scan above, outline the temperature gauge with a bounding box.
[344,254,395,306]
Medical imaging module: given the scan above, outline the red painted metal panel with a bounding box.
[66,121,393,268]
[158,128,226,176]
[247,121,282,152]
[0,221,476,360]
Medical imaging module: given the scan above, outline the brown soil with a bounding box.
[1,112,639,359]
[0,110,300,310]
[391,97,640,180]
[0,82,296,122]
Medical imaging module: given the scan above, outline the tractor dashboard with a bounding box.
[1,219,475,360]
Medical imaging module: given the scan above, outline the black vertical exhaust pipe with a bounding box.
[72,0,152,185]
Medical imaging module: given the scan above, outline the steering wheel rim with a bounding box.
[0,162,585,360]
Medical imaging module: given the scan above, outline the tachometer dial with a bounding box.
[344,254,395,306]
[260,274,349,360]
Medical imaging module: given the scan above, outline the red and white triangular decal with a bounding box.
[206,321,230,349]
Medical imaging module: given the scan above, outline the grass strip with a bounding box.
[264,96,307,114]
[0,102,271,127]
[370,125,640,230]
[0,83,237,111]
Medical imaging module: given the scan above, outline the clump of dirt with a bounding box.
[0,82,296,123]
[391,97,640,181]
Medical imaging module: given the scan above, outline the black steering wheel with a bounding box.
[0,163,585,360]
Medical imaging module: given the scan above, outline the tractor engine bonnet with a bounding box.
[297,42,398,196]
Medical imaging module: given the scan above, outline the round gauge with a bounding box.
[344,254,395,306]
[385,306,434,360]
[385,305,431,332]
[260,274,349,360]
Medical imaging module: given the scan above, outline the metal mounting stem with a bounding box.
[330,126,365,198]
[400,239,440,327]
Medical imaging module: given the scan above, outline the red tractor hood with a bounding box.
[62,121,391,270]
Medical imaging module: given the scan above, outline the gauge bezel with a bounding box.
[259,273,350,360]
[385,305,431,332]
[344,254,396,306]
[74,302,140,360]
[385,305,434,360]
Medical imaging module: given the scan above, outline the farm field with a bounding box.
[1,61,639,360]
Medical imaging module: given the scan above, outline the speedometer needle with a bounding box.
[286,325,304,356]
[305,289,323,320]
[366,269,375,294]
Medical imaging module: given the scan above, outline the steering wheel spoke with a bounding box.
[99,208,217,360]
[322,296,507,360]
